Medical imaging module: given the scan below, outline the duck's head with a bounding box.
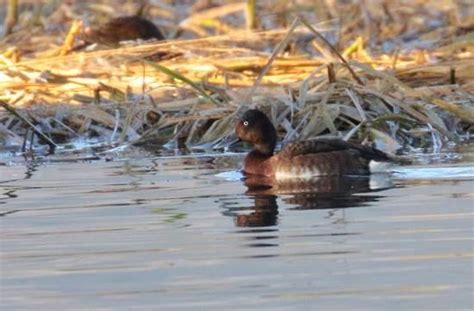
[235,109,277,156]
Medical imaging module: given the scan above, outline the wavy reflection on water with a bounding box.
[221,174,394,227]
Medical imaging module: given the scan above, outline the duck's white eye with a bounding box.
[243,121,249,126]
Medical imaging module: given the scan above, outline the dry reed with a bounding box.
[0,0,473,155]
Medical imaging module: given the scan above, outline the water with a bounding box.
[1,148,473,310]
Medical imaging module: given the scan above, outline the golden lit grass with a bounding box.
[0,0,473,154]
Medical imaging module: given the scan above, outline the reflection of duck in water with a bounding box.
[232,195,279,227]
[221,175,393,227]
[235,109,395,179]
[245,175,392,210]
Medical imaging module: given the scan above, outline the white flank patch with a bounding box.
[275,167,320,180]
[369,174,394,190]
[369,161,394,173]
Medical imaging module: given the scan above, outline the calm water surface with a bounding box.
[1,146,473,310]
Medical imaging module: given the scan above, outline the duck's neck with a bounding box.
[244,149,274,176]
[253,143,274,157]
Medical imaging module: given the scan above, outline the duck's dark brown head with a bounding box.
[236,109,277,156]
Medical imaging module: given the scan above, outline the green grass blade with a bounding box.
[142,60,221,106]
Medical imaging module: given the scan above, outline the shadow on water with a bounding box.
[222,174,394,227]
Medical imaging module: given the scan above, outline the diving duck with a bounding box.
[235,109,394,179]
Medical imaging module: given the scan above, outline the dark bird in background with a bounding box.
[81,15,164,46]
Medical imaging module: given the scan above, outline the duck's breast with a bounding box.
[243,151,275,176]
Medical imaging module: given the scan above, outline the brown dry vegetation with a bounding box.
[0,0,473,155]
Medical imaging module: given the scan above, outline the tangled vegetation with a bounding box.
[0,0,473,156]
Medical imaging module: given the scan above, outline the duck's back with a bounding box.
[273,139,393,178]
[85,16,164,45]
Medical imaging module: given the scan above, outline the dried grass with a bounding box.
[0,0,473,154]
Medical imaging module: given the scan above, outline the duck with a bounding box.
[81,16,164,46]
[235,109,394,179]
